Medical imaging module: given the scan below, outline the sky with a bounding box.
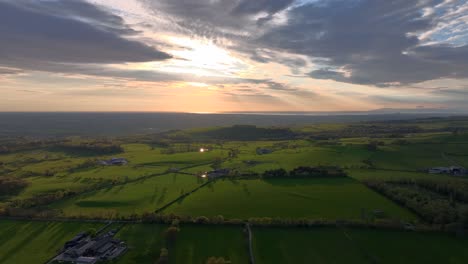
[1,0,468,112]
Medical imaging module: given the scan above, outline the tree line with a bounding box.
[365,180,468,228]
[55,140,123,155]
[262,166,348,179]
[0,177,29,196]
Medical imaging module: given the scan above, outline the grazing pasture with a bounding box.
[222,144,370,174]
[163,178,416,220]
[113,224,248,264]
[51,173,205,217]
[114,223,167,264]
[169,225,249,264]
[253,227,468,264]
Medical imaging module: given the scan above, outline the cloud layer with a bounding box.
[257,0,468,86]
[1,0,468,112]
[0,0,170,72]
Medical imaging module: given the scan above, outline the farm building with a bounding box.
[428,167,450,174]
[98,158,128,166]
[203,168,231,179]
[428,166,467,176]
[256,148,273,155]
[168,167,180,172]
[64,232,88,249]
[450,166,467,176]
[52,229,127,264]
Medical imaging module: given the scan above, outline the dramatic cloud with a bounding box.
[0,0,171,72]
[140,0,294,35]
[0,67,23,76]
[257,0,468,86]
[1,0,467,112]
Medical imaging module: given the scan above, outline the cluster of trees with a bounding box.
[0,207,439,233]
[366,141,385,151]
[154,248,169,264]
[366,180,468,226]
[376,179,468,204]
[9,190,77,208]
[164,219,180,246]
[55,140,123,154]
[405,179,468,204]
[262,166,347,179]
[0,138,54,154]
[192,125,295,141]
[154,220,181,264]
[206,257,229,264]
[68,159,97,173]
[308,124,424,140]
[6,179,114,209]
[0,177,29,196]
[0,205,62,218]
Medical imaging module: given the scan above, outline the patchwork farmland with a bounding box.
[2,117,468,263]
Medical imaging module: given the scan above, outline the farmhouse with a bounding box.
[204,168,231,179]
[428,166,467,176]
[52,229,127,264]
[168,167,180,172]
[428,167,450,174]
[64,232,87,249]
[450,166,467,176]
[98,157,128,166]
[256,148,273,155]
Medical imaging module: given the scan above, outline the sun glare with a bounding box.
[165,36,244,76]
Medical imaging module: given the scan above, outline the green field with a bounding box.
[2,118,468,263]
[253,227,468,264]
[3,220,467,264]
[0,143,226,204]
[169,225,249,264]
[51,173,205,217]
[0,220,101,264]
[221,143,371,174]
[114,223,167,264]
[113,224,248,264]
[163,178,416,220]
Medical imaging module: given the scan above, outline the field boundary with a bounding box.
[339,226,379,264]
[154,180,215,214]
[39,161,214,209]
[246,223,256,264]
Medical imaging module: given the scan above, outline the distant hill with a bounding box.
[0,112,463,138]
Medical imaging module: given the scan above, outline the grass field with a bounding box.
[222,144,370,174]
[113,224,248,264]
[253,227,468,264]
[163,178,416,220]
[113,223,167,264]
[51,173,205,217]
[368,143,468,171]
[169,225,249,264]
[0,220,101,264]
[3,220,467,264]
